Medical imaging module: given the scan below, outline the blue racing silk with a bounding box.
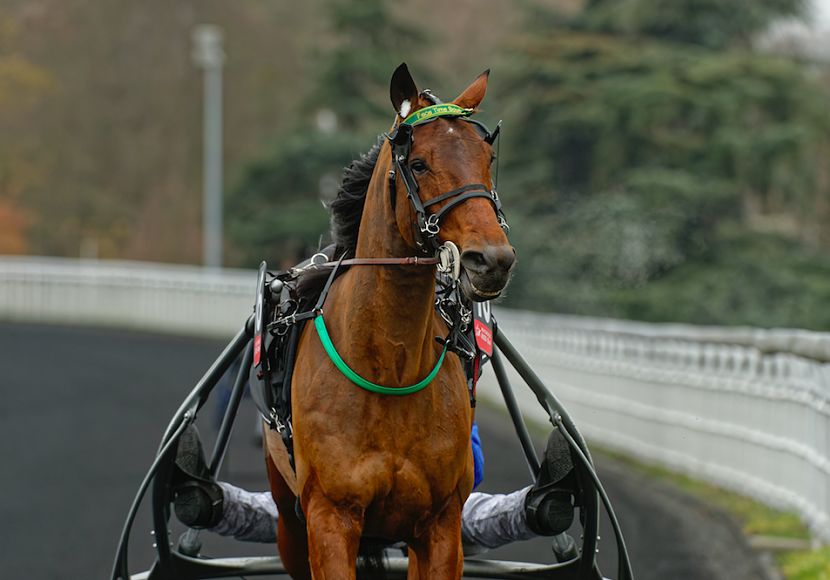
[471,421,484,490]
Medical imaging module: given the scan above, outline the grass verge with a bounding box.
[779,548,830,580]
[593,445,830,579]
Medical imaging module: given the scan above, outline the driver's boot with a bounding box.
[171,424,224,529]
[524,427,580,535]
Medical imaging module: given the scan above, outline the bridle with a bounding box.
[249,100,512,423]
[386,97,509,255]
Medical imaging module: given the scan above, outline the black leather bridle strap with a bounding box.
[430,190,497,224]
[387,113,509,253]
[423,183,490,209]
[391,153,431,236]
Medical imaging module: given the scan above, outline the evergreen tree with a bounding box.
[500,0,830,328]
[579,0,804,49]
[309,0,426,132]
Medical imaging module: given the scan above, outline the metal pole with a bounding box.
[490,348,540,479]
[209,342,253,476]
[192,25,225,269]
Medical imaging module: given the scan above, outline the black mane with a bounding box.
[329,136,384,253]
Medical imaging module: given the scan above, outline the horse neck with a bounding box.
[348,144,436,354]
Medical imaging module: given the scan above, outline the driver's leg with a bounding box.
[175,429,578,554]
[210,483,278,543]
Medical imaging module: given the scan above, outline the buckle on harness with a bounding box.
[437,240,461,282]
[490,190,510,233]
[270,408,293,437]
[423,214,440,236]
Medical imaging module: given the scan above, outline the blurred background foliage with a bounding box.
[227,0,434,266]
[2,0,829,328]
[501,0,830,329]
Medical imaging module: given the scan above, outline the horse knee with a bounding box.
[304,495,364,578]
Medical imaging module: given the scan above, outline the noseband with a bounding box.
[386,102,509,255]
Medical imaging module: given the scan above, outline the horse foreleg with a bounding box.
[265,452,311,580]
[304,488,363,580]
[407,496,465,580]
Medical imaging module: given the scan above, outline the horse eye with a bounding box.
[410,160,429,174]
[490,153,497,165]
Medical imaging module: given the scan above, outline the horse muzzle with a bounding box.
[459,245,515,302]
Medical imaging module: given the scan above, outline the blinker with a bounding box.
[465,118,501,145]
[390,122,413,146]
[486,120,501,145]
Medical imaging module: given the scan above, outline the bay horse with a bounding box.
[265,63,515,579]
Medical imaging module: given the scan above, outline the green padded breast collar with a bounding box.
[314,315,448,395]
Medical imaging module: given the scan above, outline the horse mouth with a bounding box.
[460,269,507,302]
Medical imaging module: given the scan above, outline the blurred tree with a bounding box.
[226,0,430,265]
[227,132,365,265]
[508,35,830,218]
[0,0,319,261]
[0,198,31,254]
[499,0,830,328]
[0,14,54,254]
[578,0,804,49]
[308,0,426,132]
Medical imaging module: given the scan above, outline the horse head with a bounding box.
[388,64,515,302]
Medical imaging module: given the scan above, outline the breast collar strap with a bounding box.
[386,116,509,255]
[299,251,453,396]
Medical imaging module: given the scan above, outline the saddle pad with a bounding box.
[265,424,298,495]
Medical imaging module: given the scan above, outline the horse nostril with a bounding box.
[461,246,516,275]
[460,250,488,275]
[483,245,516,273]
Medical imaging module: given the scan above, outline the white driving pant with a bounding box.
[211,482,537,553]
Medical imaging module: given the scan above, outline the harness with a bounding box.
[250,98,507,464]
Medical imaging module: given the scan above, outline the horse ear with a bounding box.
[452,69,490,110]
[390,63,419,119]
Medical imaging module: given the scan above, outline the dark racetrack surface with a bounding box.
[0,323,768,579]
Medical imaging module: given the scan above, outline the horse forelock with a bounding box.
[329,135,384,254]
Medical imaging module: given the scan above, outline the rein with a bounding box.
[298,255,439,270]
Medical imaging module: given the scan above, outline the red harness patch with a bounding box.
[470,301,494,397]
[473,301,493,359]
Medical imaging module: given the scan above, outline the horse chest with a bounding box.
[293,369,473,516]
[297,392,471,487]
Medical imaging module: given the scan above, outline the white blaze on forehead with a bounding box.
[399,99,411,118]
[447,127,454,134]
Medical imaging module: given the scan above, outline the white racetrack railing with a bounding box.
[483,310,830,545]
[0,256,254,336]
[2,256,828,542]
